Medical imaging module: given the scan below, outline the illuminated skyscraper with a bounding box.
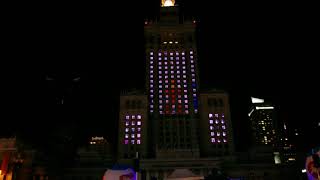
[248,97,277,146]
[144,0,200,158]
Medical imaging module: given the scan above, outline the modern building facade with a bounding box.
[248,97,277,147]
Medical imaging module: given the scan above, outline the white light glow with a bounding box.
[251,97,265,103]
[301,169,306,173]
[256,106,274,110]
[248,109,254,117]
[163,0,174,6]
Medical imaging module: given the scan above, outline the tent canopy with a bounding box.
[165,169,204,180]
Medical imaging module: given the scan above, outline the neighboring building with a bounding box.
[199,90,234,157]
[118,90,149,159]
[248,97,278,147]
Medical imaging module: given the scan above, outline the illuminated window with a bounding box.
[182,52,185,55]
[137,121,141,126]
[131,140,135,144]
[125,121,129,126]
[222,125,226,130]
[211,132,215,136]
[126,115,130,120]
[137,128,141,132]
[211,138,216,143]
[223,139,227,143]
[190,60,194,63]
[210,126,214,130]
[137,140,141,144]
[190,56,193,59]
[131,128,135,132]
[125,134,129,138]
[209,120,214,124]
[131,134,135,138]
[150,52,154,55]
[183,70,186,74]
[223,132,226,136]
[131,121,135,126]
[158,52,161,56]
[125,128,129,132]
[190,51,193,54]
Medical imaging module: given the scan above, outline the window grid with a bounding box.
[208,113,227,144]
[124,114,142,145]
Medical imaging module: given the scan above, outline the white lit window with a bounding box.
[177,85,181,88]
[150,94,154,98]
[159,100,163,103]
[158,57,162,60]
[190,56,193,59]
[131,134,135,138]
[131,140,135,144]
[137,140,141,144]
[182,52,185,55]
[137,121,141,126]
[158,71,162,74]
[165,71,168,74]
[132,121,135,126]
[125,121,129,126]
[183,70,186,74]
[170,75,174,78]
[223,139,227,143]
[170,61,174,65]
[182,61,186,64]
[164,66,167,69]
[170,66,174,69]
[170,52,173,56]
[159,85,162,88]
[150,75,153,78]
[176,52,179,55]
[209,113,213,118]
[125,128,129,132]
[183,80,187,83]
[159,80,162,83]
[193,94,196,97]
[223,132,226,136]
[170,57,173,60]
[177,75,181,78]
[184,95,188,98]
[185,105,188,108]
[125,134,129,138]
[126,115,130,120]
[210,126,214,130]
[191,69,194,72]
[183,84,187,88]
[211,132,215,136]
[150,52,154,55]
[150,66,153,69]
[131,128,135,132]
[222,125,226,130]
[192,73,195,77]
[164,57,167,60]
[150,61,153,64]
[182,66,186,69]
[159,105,163,109]
[192,79,196,82]
[132,115,136,119]
[150,84,153,88]
[209,120,214,124]
[164,61,168,65]
[190,51,193,54]
[159,95,162,98]
[182,57,185,60]
[159,90,162,93]
[211,138,215,143]
[184,90,187,93]
[185,110,189,114]
[215,120,219,124]
[190,60,194,63]
[165,85,168,88]
[184,100,188,103]
[137,133,141,138]
[158,52,161,56]
[150,90,153,93]
[137,128,141,132]
[178,100,182,103]
[137,115,141,119]
[176,61,180,65]
[191,65,194,68]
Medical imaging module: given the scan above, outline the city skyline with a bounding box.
[2,0,318,155]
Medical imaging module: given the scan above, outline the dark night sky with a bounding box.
[2,1,319,153]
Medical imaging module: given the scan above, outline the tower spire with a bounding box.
[161,0,175,7]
